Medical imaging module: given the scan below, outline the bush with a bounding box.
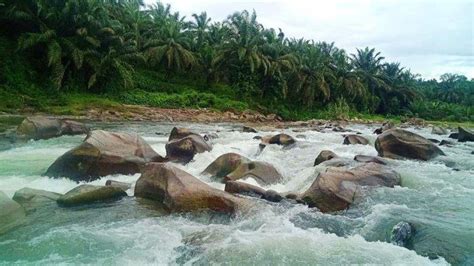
[117,90,248,112]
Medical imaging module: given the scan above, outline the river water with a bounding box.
[0,122,472,265]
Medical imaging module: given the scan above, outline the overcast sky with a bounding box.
[144,0,474,79]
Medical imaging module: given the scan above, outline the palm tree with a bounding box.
[190,11,211,49]
[146,19,196,72]
[213,10,269,74]
[351,47,392,112]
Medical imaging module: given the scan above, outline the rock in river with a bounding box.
[431,126,448,135]
[390,221,414,247]
[314,150,339,166]
[458,127,474,142]
[135,163,251,214]
[13,188,61,210]
[343,135,369,145]
[202,153,283,185]
[57,185,127,207]
[301,163,401,212]
[16,116,89,140]
[45,130,165,182]
[375,129,445,161]
[165,127,212,163]
[0,191,26,235]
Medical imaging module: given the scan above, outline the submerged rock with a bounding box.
[202,153,283,185]
[16,117,89,141]
[46,130,165,182]
[458,127,474,142]
[432,126,448,135]
[354,155,387,165]
[135,163,250,213]
[0,191,26,234]
[13,188,61,210]
[301,163,401,212]
[390,221,414,247]
[57,185,127,207]
[343,135,369,145]
[428,138,440,144]
[375,129,445,161]
[314,150,339,166]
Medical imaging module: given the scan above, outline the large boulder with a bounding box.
[13,188,61,210]
[314,150,338,166]
[458,127,474,142]
[202,153,284,185]
[16,117,89,140]
[135,163,250,213]
[343,135,369,145]
[165,135,212,163]
[45,130,165,182]
[301,163,401,212]
[0,191,26,234]
[375,129,445,161]
[431,126,448,135]
[57,185,127,207]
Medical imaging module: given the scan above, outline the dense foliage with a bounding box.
[0,0,472,121]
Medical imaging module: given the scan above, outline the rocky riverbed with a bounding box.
[0,118,473,265]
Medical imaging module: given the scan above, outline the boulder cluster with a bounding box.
[2,117,472,249]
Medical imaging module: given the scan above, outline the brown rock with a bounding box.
[135,163,250,213]
[314,150,339,166]
[45,130,165,182]
[16,117,89,141]
[301,163,401,212]
[375,129,445,161]
[354,155,387,165]
[202,153,283,185]
[343,135,369,145]
[165,135,212,163]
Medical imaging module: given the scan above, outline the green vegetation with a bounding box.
[0,1,472,122]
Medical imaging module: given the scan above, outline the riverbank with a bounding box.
[1,104,473,136]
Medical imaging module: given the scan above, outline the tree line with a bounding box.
[0,0,472,120]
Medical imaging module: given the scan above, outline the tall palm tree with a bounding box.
[146,19,196,72]
[190,11,211,49]
[213,10,269,74]
[351,47,392,112]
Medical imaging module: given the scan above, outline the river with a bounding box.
[0,122,473,265]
